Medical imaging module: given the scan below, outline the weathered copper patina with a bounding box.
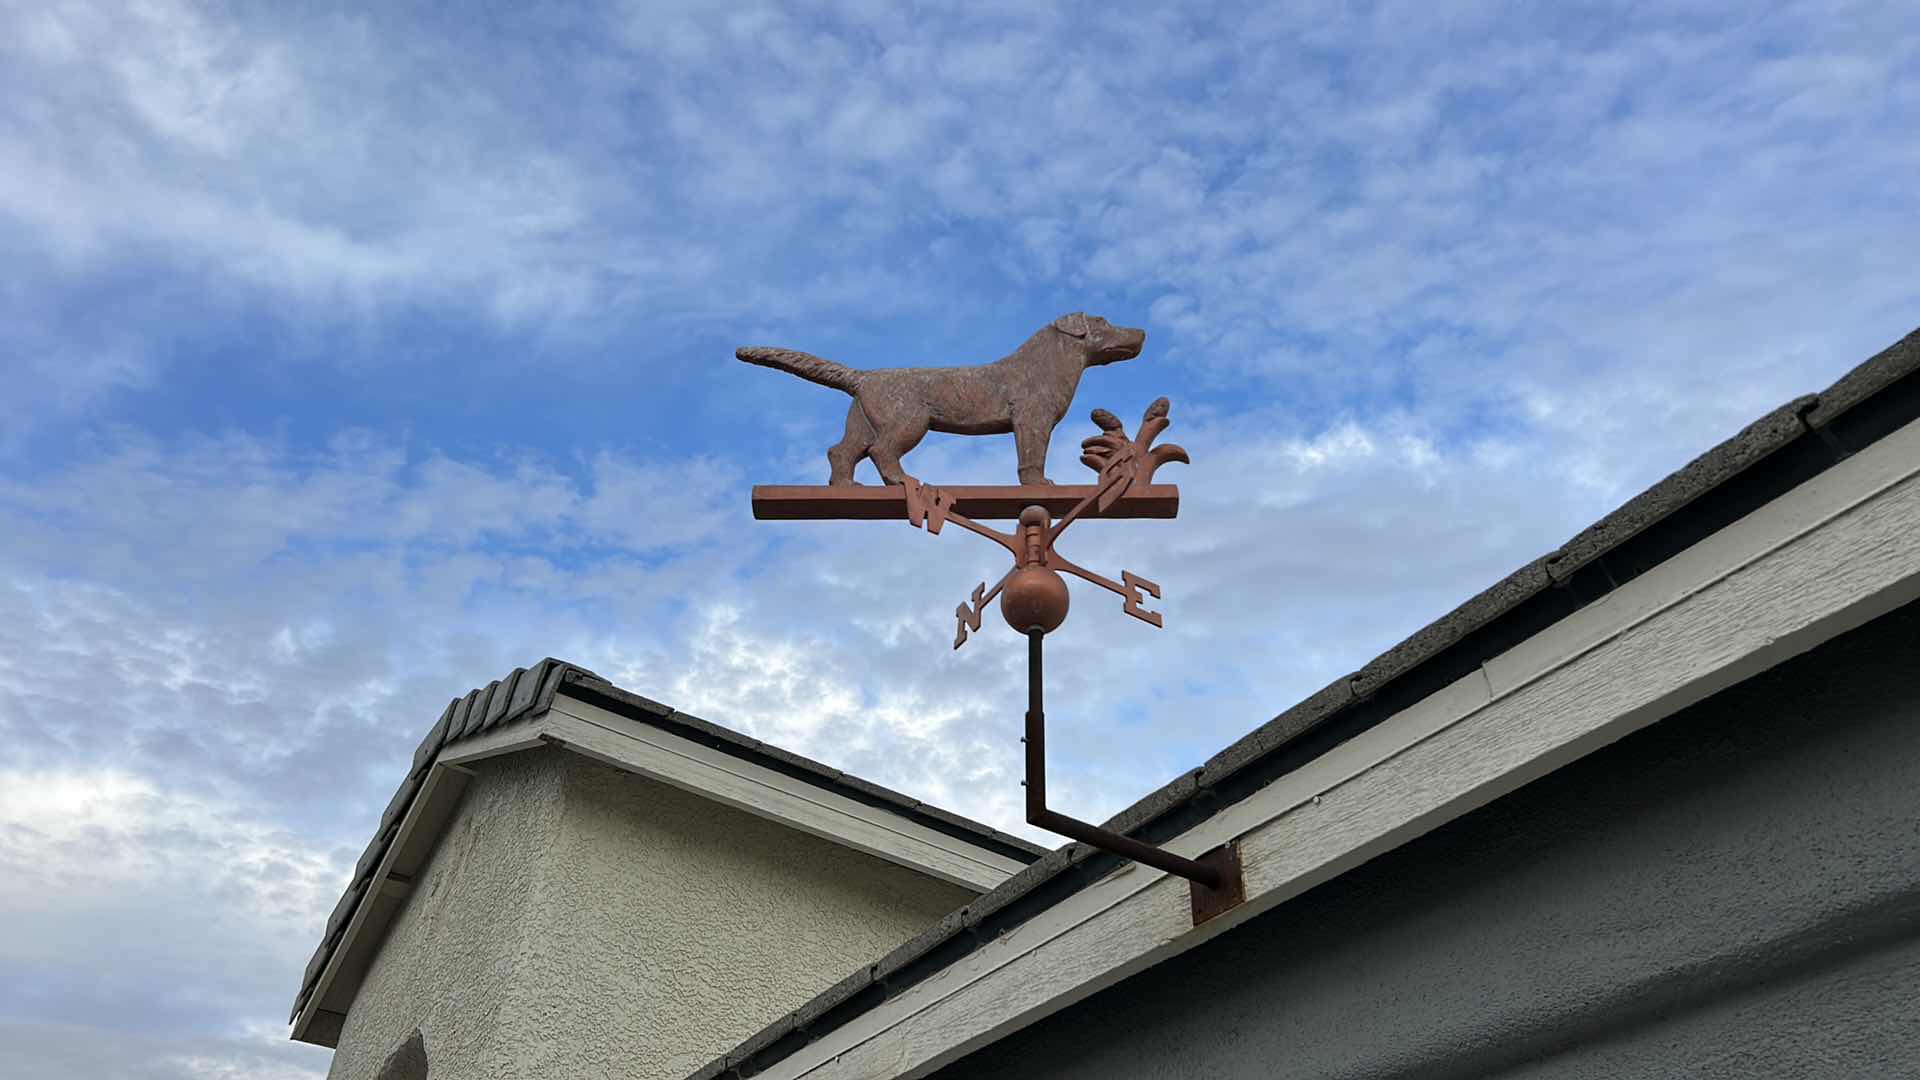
[903,400,1185,648]
[749,483,1179,521]
[737,312,1144,486]
[745,346,1243,913]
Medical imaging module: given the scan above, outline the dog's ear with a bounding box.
[1052,312,1090,338]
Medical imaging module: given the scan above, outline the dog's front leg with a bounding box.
[1013,421,1054,486]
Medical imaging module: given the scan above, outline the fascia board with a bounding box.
[293,698,1034,1045]
[752,412,1920,1080]
[290,757,478,1046]
[544,695,1031,891]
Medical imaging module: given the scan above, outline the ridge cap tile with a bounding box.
[450,687,486,742]
[1199,676,1355,793]
[1805,325,1920,431]
[479,668,524,733]
[1545,394,1816,584]
[872,908,970,985]
[504,660,549,718]
[794,964,875,1031]
[1351,554,1554,699]
[411,699,457,773]
[725,1012,797,1075]
[562,672,674,717]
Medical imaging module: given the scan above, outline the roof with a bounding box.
[697,325,1920,1080]
[290,660,1048,1029]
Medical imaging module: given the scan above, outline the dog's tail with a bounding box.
[736,346,863,394]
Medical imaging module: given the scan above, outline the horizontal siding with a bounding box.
[932,599,1920,1080]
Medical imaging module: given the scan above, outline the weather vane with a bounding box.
[741,312,1245,922]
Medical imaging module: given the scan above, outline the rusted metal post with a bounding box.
[1022,630,1223,890]
[1024,630,1048,822]
[745,383,1239,916]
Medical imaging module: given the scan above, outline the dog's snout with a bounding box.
[1095,323,1146,364]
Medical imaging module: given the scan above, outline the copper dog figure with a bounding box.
[737,312,1145,486]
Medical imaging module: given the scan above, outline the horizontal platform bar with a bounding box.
[751,483,1180,520]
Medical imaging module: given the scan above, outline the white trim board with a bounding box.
[754,415,1920,1080]
[291,693,1033,1045]
[292,760,473,1046]
[542,695,1032,892]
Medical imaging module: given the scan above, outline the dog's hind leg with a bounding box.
[866,415,931,487]
[828,402,875,486]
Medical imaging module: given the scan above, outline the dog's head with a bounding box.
[1052,312,1146,366]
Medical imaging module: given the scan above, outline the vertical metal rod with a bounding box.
[1022,630,1222,889]
[1025,630,1047,821]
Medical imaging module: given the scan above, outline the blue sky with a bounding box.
[1,1,1916,1076]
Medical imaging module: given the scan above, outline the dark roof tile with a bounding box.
[294,658,1040,1029]
[873,907,970,986]
[960,842,1092,932]
[1545,395,1816,585]
[300,943,328,989]
[376,770,423,835]
[1352,555,1553,701]
[1805,327,1920,433]
[725,1012,798,1076]
[449,687,484,741]
[464,681,499,738]
[794,964,877,1032]
[909,800,1042,858]
[1101,767,1201,838]
[1200,676,1353,794]
[480,669,523,733]
[505,659,552,717]
[564,671,674,717]
[411,700,456,775]
[349,828,391,887]
[324,878,366,938]
[559,676,1047,862]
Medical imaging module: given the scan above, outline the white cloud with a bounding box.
[2,1,1916,1075]
[0,767,343,954]
[3,0,1913,461]
[0,767,340,1079]
[0,1020,327,1080]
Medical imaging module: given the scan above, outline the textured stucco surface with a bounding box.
[328,753,566,1080]
[931,601,1920,1080]
[328,749,973,1080]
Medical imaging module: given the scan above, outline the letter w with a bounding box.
[902,476,953,534]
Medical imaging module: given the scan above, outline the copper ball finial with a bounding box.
[1000,504,1070,633]
[1000,566,1070,634]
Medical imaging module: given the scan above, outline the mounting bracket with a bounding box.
[1022,631,1245,924]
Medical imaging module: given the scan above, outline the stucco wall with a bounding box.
[327,753,566,1080]
[932,601,1920,1080]
[329,748,974,1080]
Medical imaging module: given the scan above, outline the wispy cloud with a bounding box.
[1,0,1915,1075]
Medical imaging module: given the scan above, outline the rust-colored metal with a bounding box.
[750,388,1216,893]
[1024,630,1224,891]
[888,400,1188,649]
[1189,843,1247,924]
[750,483,1180,521]
[737,313,1145,486]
